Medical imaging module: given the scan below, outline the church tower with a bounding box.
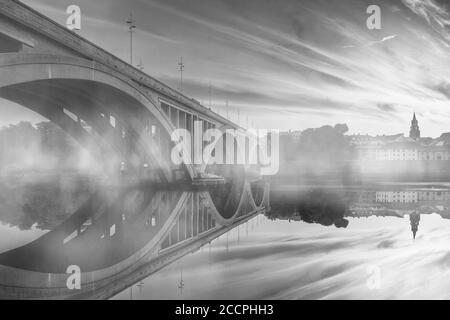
[409,112,420,140]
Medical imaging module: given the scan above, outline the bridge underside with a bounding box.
[0,79,174,180]
[0,55,200,182]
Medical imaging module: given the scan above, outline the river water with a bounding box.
[1,176,450,299]
[113,206,450,299]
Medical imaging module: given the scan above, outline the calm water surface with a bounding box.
[2,177,450,299]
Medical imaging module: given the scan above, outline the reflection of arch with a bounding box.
[208,167,246,221]
[0,181,268,298]
[208,181,270,226]
[0,189,185,272]
[0,53,195,181]
[261,182,270,210]
[0,190,189,299]
[251,181,265,208]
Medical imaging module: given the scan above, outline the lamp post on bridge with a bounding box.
[126,11,137,65]
[208,83,212,110]
[178,57,185,92]
[226,96,229,119]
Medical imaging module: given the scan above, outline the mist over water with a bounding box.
[1,108,450,300]
[0,121,102,176]
[0,121,103,234]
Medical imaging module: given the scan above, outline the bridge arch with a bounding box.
[0,53,196,182]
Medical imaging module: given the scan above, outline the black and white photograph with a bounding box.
[1,0,450,306]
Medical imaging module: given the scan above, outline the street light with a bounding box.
[126,12,137,65]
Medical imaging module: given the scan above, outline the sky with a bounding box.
[4,0,450,137]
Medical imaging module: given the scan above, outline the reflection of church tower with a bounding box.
[409,113,420,140]
[409,212,420,240]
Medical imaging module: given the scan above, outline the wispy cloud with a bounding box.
[369,34,398,46]
[7,0,450,136]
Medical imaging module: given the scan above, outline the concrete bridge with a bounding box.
[0,0,264,183]
[0,0,271,299]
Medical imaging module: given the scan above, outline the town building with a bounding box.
[409,112,420,140]
[351,113,450,161]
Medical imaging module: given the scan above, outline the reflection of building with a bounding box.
[418,191,450,201]
[347,188,450,241]
[348,189,450,218]
[409,212,420,240]
[346,207,402,218]
[376,191,417,203]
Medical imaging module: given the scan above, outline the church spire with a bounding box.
[409,112,420,140]
[410,212,420,240]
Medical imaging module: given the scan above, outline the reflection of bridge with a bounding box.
[0,182,270,299]
[0,1,271,299]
